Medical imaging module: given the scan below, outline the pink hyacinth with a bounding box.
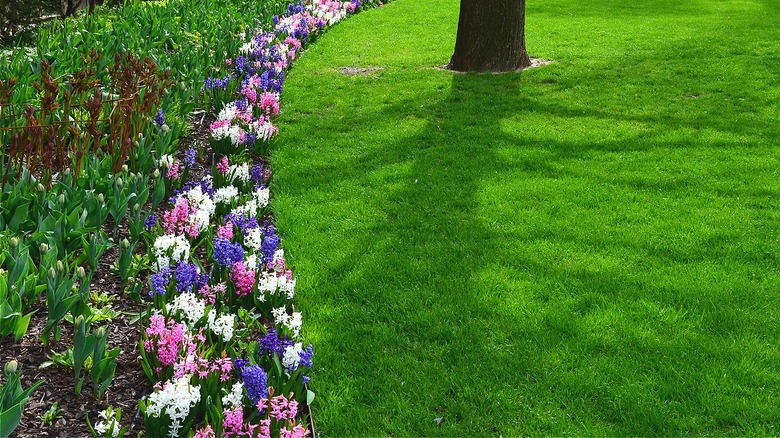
[257,419,271,438]
[217,222,234,240]
[210,119,231,131]
[216,156,230,174]
[231,261,256,296]
[166,160,181,179]
[210,356,233,381]
[144,315,187,367]
[242,85,258,104]
[269,393,298,421]
[162,197,199,237]
[198,284,216,304]
[280,424,308,438]
[222,407,245,437]
[259,92,280,116]
[193,425,216,438]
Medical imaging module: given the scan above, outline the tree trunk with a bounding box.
[449,0,531,72]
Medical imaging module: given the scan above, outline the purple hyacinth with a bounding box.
[240,365,268,404]
[213,237,244,267]
[175,178,214,198]
[183,148,196,168]
[174,262,200,292]
[259,328,294,358]
[196,272,209,290]
[202,75,231,91]
[234,56,247,74]
[261,228,280,263]
[144,213,157,231]
[224,213,260,234]
[298,345,314,369]
[149,267,172,296]
[286,1,304,16]
[154,109,165,126]
[250,163,264,184]
[234,357,249,371]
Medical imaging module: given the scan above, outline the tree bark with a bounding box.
[449,0,531,72]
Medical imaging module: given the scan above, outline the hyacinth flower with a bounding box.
[137,2,381,435]
[157,151,194,196]
[139,375,202,438]
[151,233,192,272]
[201,74,235,112]
[209,100,278,157]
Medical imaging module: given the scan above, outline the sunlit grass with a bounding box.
[272,0,780,435]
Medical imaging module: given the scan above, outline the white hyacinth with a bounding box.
[278,275,296,300]
[213,186,239,204]
[254,186,270,208]
[222,382,244,408]
[258,272,279,295]
[244,227,263,252]
[282,342,304,371]
[287,312,303,337]
[207,309,236,342]
[231,198,258,218]
[93,407,121,437]
[166,292,206,327]
[229,163,251,183]
[152,234,191,271]
[158,154,176,168]
[144,376,201,438]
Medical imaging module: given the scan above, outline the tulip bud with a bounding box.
[58,194,66,205]
[40,242,49,253]
[121,238,130,249]
[161,124,170,133]
[98,193,105,204]
[153,169,160,178]
[56,260,65,272]
[76,266,86,278]
[122,164,129,173]
[116,177,123,188]
[37,183,45,192]
[4,360,18,376]
[9,236,18,248]
[48,267,57,279]
[134,203,140,213]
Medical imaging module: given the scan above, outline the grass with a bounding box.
[271,0,780,435]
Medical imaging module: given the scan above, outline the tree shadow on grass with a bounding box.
[277,59,780,435]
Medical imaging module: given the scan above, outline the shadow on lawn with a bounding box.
[281,65,780,435]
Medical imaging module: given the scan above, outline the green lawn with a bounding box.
[271,0,780,435]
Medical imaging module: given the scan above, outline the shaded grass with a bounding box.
[272,0,780,435]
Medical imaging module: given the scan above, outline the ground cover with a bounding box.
[271,0,780,435]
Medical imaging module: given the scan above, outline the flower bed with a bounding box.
[131,1,385,437]
[0,0,386,436]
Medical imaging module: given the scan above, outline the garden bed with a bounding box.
[1,0,386,436]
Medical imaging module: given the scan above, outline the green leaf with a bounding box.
[8,202,29,232]
[0,402,23,438]
[13,312,34,342]
[307,389,316,405]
